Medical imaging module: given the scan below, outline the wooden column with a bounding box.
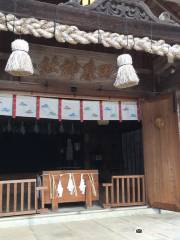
[175,91,180,138]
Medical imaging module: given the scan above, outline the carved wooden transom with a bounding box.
[63,0,160,23]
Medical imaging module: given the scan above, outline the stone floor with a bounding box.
[1,211,180,240]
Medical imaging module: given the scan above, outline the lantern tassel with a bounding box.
[114,54,139,89]
[5,39,34,77]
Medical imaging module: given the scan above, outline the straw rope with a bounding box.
[1,12,180,61]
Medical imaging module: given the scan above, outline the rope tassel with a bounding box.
[114,54,139,89]
[5,39,34,77]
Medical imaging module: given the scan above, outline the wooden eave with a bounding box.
[0,0,180,44]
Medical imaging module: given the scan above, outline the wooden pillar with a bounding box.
[173,91,180,210]
[175,91,180,137]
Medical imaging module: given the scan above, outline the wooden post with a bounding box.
[102,183,112,208]
[34,182,37,211]
[28,182,31,211]
[127,178,130,203]
[142,176,146,203]
[116,178,120,205]
[121,178,125,204]
[111,178,114,205]
[85,176,92,208]
[0,184,2,213]
[137,177,141,203]
[132,178,136,203]
[21,182,24,212]
[6,183,10,213]
[36,186,48,213]
[13,183,17,212]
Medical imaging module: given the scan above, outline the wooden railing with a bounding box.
[0,179,47,217]
[103,175,146,208]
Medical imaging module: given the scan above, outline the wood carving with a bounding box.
[31,44,117,88]
[39,56,59,75]
[81,59,96,81]
[97,64,114,78]
[155,117,165,129]
[60,57,81,80]
[63,0,160,22]
[89,0,160,22]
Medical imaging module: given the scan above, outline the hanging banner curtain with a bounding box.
[40,97,59,119]
[102,101,119,121]
[83,101,101,121]
[61,100,80,120]
[121,101,138,121]
[0,94,13,116]
[0,94,139,121]
[16,96,36,118]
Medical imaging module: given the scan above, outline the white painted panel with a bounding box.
[83,101,100,120]
[121,101,138,120]
[16,96,36,118]
[40,97,58,119]
[102,101,119,120]
[0,94,13,116]
[62,99,80,120]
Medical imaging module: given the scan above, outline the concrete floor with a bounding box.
[1,212,180,240]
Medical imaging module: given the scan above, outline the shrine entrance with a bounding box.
[0,118,143,177]
[0,116,145,215]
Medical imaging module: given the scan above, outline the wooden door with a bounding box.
[142,95,180,211]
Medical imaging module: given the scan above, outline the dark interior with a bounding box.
[0,117,144,182]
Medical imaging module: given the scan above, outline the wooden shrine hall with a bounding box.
[0,0,179,217]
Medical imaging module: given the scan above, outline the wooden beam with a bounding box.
[163,0,180,4]
[0,79,154,99]
[0,0,180,43]
[158,69,180,91]
[153,56,172,76]
[0,51,152,76]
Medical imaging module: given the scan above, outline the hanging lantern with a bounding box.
[114,54,139,89]
[5,39,34,77]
